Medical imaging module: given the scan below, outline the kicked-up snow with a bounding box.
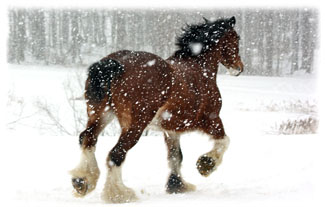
[2,65,324,207]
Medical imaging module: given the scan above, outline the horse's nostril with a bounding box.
[237,63,244,73]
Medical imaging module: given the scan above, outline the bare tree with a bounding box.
[7,8,319,76]
[291,9,300,74]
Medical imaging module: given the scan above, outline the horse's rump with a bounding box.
[103,50,174,129]
[86,58,124,104]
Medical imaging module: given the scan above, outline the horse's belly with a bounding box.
[146,112,164,131]
[147,105,198,132]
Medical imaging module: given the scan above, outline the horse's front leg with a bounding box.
[164,132,196,193]
[70,109,114,197]
[197,116,230,177]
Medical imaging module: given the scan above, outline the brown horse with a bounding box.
[70,16,243,203]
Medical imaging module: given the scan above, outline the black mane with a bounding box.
[175,16,236,58]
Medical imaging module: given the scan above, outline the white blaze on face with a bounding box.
[189,43,203,55]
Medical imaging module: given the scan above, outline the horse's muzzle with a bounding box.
[228,66,243,76]
[232,61,244,76]
[235,67,243,76]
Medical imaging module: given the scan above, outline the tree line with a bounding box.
[8,8,318,76]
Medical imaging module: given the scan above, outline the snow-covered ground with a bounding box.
[2,65,324,206]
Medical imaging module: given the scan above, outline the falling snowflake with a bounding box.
[183,119,191,127]
[189,42,203,55]
[161,110,172,121]
[144,59,156,67]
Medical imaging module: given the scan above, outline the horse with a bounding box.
[70,16,243,203]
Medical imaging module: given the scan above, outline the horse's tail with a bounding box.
[85,58,124,103]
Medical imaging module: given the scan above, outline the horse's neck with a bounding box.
[199,46,222,74]
[167,51,221,81]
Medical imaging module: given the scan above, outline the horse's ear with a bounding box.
[203,17,209,23]
[229,16,236,27]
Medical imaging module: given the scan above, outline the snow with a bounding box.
[2,64,324,206]
[161,110,172,121]
[189,43,203,55]
[145,59,156,67]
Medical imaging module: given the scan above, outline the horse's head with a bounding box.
[174,16,244,76]
[217,17,244,76]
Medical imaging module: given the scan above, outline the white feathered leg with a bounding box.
[70,147,100,197]
[197,135,230,177]
[164,132,196,193]
[101,164,137,203]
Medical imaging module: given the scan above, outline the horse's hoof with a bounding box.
[166,174,184,194]
[72,177,88,197]
[166,174,196,194]
[196,155,216,177]
[102,185,138,203]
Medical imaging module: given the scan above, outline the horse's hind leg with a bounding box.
[197,116,230,177]
[71,106,114,197]
[101,124,146,203]
[164,132,196,193]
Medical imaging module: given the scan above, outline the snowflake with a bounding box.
[144,59,156,67]
[189,42,203,55]
[161,110,172,121]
